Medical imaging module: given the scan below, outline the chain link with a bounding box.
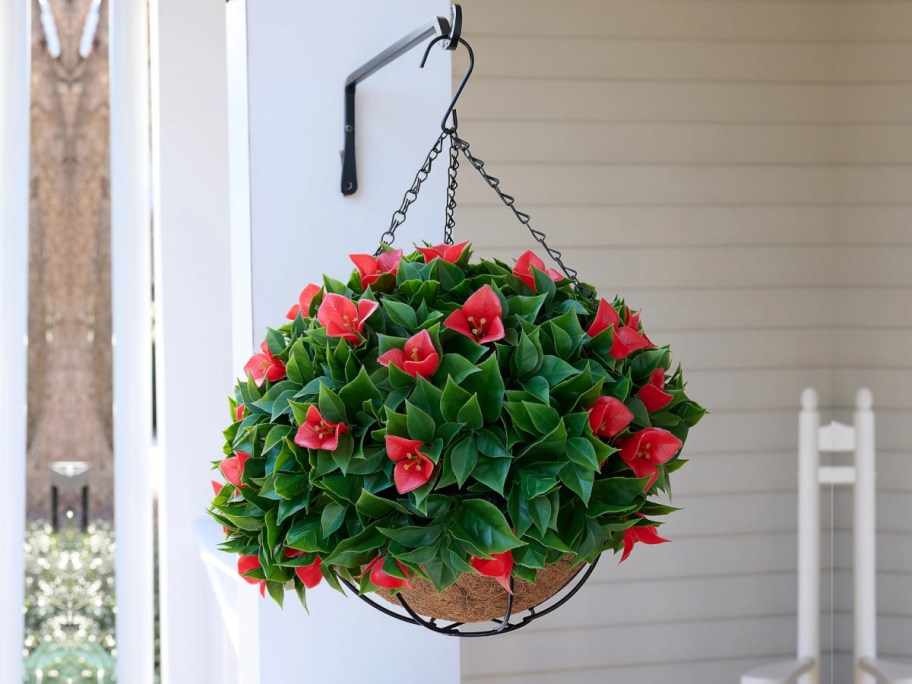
[443,135,459,245]
[451,134,585,291]
[374,129,589,299]
[374,130,449,256]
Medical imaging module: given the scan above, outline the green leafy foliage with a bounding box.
[209,245,704,606]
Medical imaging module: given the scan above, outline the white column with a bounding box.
[109,1,155,682]
[149,0,234,682]
[238,1,460,680]
[797,388,820,684]
[0,2,31,682]
[854,388,876,684]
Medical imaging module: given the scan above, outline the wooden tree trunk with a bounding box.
[28,0,113,521]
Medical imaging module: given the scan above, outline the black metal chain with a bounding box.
[376,128,586,298]
[443,134,459,245]
[451,133,581,288]
[375,129,449,256]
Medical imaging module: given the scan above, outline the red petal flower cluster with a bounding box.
[470,550,513,593]
[417,241,469,264]
[378,329,439,378]
[238,555,267,596]
[317,293,379,344]
[219,451,251,488]
[639,368,673,412]
[587,299,655,360]
[294,405,348,451]
[443,285,505,344]
[361,555,412,590]
[286,283,321,320]
[618,427,683,490]
[385,435,434,494]
[284,549,324,588]
[243,341,286,387]
[621,516,670,562]
[350,250,402,289]
[513,250,562,291]
[587,396,633,439]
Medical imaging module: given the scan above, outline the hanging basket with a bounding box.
[208,23,704,639]
[374,556,580,624]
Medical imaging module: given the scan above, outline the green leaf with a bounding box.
[323,526,386,567]
[630,348,669,384]
[339,366,383,415]
[507,294,546,322]
[461,355,504,422]
[435,259,466,290]
[263,425,294,457]
[626,397,651,428]
[384,299,418,330]
[559,462,595,504]
[539,355,579,387]
[406,401,436,443]
[379,524,444,548]
[457,394,484,430]
[519,468,559,499]
[566,436,600,470]
[475,429,510,458]
[265,327,286,355]
[471,456,511,495]
[440,377,472,423]
[355,489,410,517]
[523,401,560,434]
[453,499,524,555]
[450,437,477,487]
[520,419,567,459]
[318,383,347,423]
[321,502,347,536]
[435,353,482,384]
[513,331,543,378]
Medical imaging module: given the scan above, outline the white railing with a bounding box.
[742,389,912,684]
[109,1,156,682]
[0,3,32,683]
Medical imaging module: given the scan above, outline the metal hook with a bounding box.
[420,33,474,133]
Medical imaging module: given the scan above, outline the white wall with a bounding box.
[831,2,912,678]
[231,1,460,681]
[453,1,911,682]
[0,2,31,682]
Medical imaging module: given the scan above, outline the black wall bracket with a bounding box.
[341,5,462,196]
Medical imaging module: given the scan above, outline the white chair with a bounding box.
[741,388,912,684]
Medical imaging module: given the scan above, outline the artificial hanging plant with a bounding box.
[208,241,705,620]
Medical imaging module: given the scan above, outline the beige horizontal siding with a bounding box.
[457,1,911,682]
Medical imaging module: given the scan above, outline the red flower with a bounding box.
[377,329,439,379]
[349,250,402,290]
[243,341,286,387]
[238,555,267,596]
[385,435,434,494]
[286,283,321,320]
[219,451,251,488]
[283,549,323,589]
[294,405,348,451]
[317,293,379,344]
[588,396,634,439]
[638,368,673,412]
[618,428,683,490]
[470,550,513,594]
[235,404,246,422]
[361,555,412,590]
[417,241,469,264]
[621,518,670,562]
[210,480,223,497]
[443,285,505,344]
[587,298,620,338]
[513,250,562,291]
[587,300,654,360]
